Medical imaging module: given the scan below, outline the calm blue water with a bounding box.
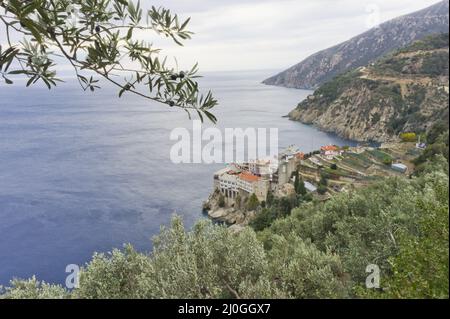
[0,70,355,286]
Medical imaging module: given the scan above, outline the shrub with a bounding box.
[317,185,328,195]
[383,157,393,166]
[400,132,417,142]
[246,194,259,211]
[218,194,226,208]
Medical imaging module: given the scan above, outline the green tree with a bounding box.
[263,161,449,293]
[265,234,348,298]
[250,207,276,231]
[317,184,328,195]
[0,276,67,299]
[235,193,242,209]
[381,179,449,298]
[414,130,449,168]
[427,121,448,144]
[293,170,300,190]
[294,171,307,196]
[266,189,274,206]
[74,218,272,298]
[319,171,329,186]
[2,218,283,299]
[246,193,259,211]
[301,192,313,202]
[0,0,217,121]
[383,156,393,166]
[218,193,225,208]
[275,195,299,217]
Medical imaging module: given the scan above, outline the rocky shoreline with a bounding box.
[203,190,256,232]
[287,107,396,143]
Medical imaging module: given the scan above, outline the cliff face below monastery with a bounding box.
[203,189,256,232]
[288,34,449,143]
[263,0,449,89]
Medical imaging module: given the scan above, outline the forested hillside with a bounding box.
[288,34,449,142]
[263,0,449,89]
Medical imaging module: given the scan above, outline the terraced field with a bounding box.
[297,143,418,195]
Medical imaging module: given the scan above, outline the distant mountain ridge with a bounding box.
[263,0,449,90]
[288,33,449,142]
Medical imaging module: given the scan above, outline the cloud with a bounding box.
[1,0,442,73]
[143,0,442,71]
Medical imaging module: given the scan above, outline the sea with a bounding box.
[0,70,356,286]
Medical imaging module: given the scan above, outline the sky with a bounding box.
[0,0,444,73]
[144,0,443,72]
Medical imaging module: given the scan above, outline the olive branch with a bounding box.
[0,0,218,122]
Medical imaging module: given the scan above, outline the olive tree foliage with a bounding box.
[0,276,68,299]
[73,218,347,299]
[384,174,448,299]
[258,155,449,297]
[359,166,449,299]
[73,218,273,299]
[0,0,218,122]
[264,234,348,298]
[1,217,347,299]
[1,218,275,299]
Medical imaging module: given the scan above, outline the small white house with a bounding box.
[391,163,408,173]
[416,142,427,149]
[321,145,342,160]
[304,181,317,192]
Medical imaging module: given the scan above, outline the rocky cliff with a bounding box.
[263,0,449,90]
[288,34,449,142]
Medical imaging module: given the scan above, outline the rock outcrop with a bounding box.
[203,190,256,226]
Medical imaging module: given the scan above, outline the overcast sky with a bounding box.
[0,0,443,73]
[145,0,442,72]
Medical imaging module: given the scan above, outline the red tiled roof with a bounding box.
[296,152,305,159]
[239,171,260,183]
[321,145,338,151]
